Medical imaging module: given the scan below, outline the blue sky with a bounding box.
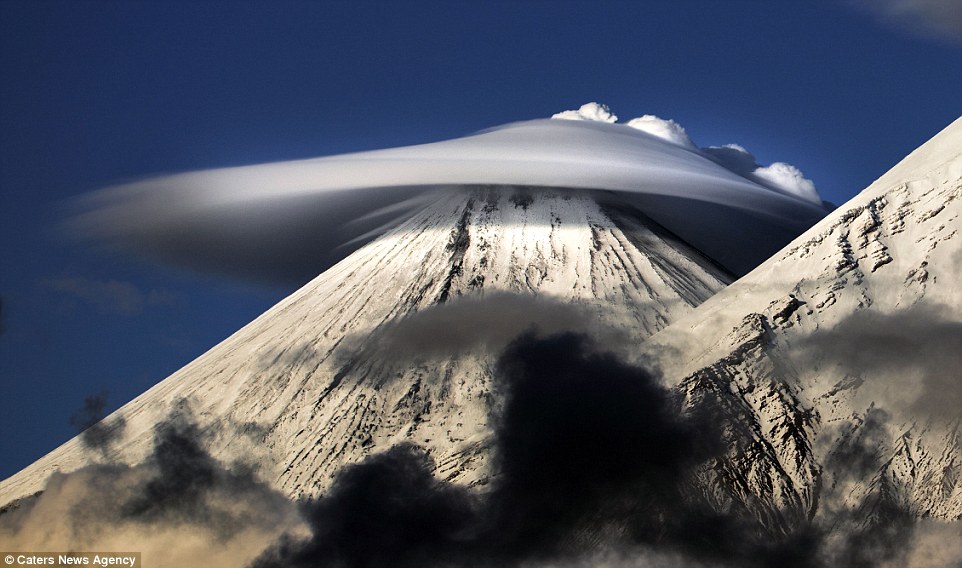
[1,0,960,479]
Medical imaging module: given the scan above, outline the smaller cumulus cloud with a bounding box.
[702,144,821,205]
[551,102,618,123]
[751,162,821,204]
[625,115,696,149]
[553,105,820,205]
[851,0,962,42]
[44,277,181,316]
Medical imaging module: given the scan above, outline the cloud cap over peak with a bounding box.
[68,108,829,282]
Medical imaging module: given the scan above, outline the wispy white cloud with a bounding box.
[851,0,962,42]
[44,277,181,316]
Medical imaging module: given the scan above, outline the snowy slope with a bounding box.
[646,116,962,526]
[0,188,730,505]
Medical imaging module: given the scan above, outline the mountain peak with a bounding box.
[1,188,730,504]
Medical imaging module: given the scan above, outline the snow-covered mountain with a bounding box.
[0,187,731,504]
[646,116,962,529]
[3,111,961,566]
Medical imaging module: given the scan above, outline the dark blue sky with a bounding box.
[1,1,960,479]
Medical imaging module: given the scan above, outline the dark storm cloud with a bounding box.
[256,332,962,567]
[118,403,294,539]
[0,401,299,567]
[794,304,962,422]
[484,332,717,557]
[252,444,478,568]
[254,332,831,567]
[6,334,957,567]
[69,390,127,457]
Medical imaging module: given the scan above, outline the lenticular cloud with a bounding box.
[68,103,830,282]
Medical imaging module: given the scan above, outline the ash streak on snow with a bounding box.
[66,104,829,282]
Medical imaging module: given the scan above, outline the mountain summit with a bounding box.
[2,187,731,504]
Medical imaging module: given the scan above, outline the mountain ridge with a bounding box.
[646,116,962,527]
